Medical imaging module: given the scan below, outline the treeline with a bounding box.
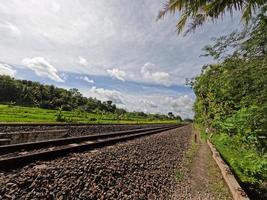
[0,75,182,121]
[192,7,267,151]
[190,6,267,187]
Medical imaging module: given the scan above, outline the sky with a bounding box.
[0,0,242,119]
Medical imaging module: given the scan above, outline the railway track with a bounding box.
[0,124,181,170]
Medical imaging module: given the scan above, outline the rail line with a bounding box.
[0,125,182,170]
[0,123,175,127]
[0,125,173,154]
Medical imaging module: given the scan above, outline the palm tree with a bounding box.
[158,0,266,35]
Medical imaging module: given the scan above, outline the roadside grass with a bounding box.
[174,127,231,199]
[194,123,210,141]
[211,133,267,199]
[195,123,267,199]
[175,131,198,181]
[0,104,178,124]
[205,143,233,199]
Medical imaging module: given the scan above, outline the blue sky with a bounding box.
[0,0,242,118]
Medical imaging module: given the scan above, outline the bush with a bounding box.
[212,133,267,185]
[88,117,97,121]
[55,108,66,122]
[217,105,267,152]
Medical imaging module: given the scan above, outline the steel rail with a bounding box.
[0,123,174,127]
[0,125,178,154]
[0,125,181,170]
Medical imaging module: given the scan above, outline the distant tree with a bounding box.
[183,118,193,123]
[115,108,127,116]
[168,112,175,119]
[175,115,182,122]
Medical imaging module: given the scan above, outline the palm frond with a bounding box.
[176,11,191,34]
[158,0,266,35]
[184,13,207,36]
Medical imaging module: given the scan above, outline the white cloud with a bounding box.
[0,0,241,118]
[0,63,16,77]
[107,68,126,81]
[141,63,171,86]
[0,21,21,37]
[123,92,194,118]
[78,56,88,66]
[139,99,158,108]
[163,95,194,117]
[89,86,124,104]
[80,85,195,118]
[51,2,61,13]
[21,57,64,82]
[81,76,94,84]
[0,0,241,86]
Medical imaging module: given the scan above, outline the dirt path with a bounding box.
[173,128,232,200]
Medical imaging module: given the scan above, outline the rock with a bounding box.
[0,126,191,200]
[33,164,47,170]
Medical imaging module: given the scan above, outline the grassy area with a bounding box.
[211,134,267,194]
[0,104,178,124]
[174,127,231,199]
[195,123,267,199]
[211,134,267,184]
[175,131,198,181]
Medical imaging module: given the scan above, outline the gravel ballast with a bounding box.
[0,125,192,200]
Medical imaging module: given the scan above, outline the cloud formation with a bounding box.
[21,57,64,82]
[0,63,16,77]
[0,21,21,37]
[139,99,158,108]
[78,56,88,66]
[107,68,126,82]
[89,86,124,104]
[0,0,242,118]
[163,95,194,117]
[141,63,171,86]
[81,76,94,84]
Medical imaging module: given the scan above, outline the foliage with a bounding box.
[202,5,267,59]
[158,0,266,35]
[0,75,182,122]
[191,5,267,194]
[218,106,267,152]
[193,57,267,149]
[55,107,66,122]
[212,133,267,186]
[192,11,267,151]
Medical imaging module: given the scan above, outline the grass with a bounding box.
[194,123,209,141]
[211,134,267,184]
[194,123,267,199]
[0,104,178,124]
[205,141,233,199]
[174,132,198,181]
[174,127,231,199]
[206,131,267,199]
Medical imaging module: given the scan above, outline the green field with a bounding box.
[0,104,178,124]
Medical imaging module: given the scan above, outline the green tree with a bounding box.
[168,112,175,119]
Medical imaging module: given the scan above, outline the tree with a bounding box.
[168,112,175,119]
[175,115,182,122]
[191,7,267,151]
[202,5,267,60]
[158,0,266,35]
[183,118,193,123]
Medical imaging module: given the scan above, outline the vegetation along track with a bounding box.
[0,125,182,170]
